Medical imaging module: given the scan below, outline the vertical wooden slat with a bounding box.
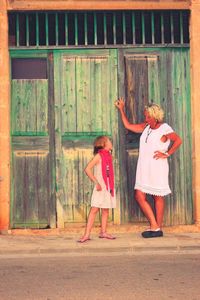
[76,57,90,132]
[26,14,29,47]
[170,12,174,44]
[147,56,160,104]
[65,13,68,46]
[62,57,76,132]
[75,13,78,46]
[180,11,184,44]
[16,13,19,47]
[103,13,107,46]
[132,12,136,45]
[47,52,56,227]
[45,13,49,46]
[161,12,164,44]
[36,13,39,46]
[55,13,59,46]
[101,57,110,133]
[84,13,88,46]
[151,12,155,45]
[113,12,117,45]
[122,12,126,45]
[36,81,48,133]
[94,13,97,46]
[141,12,145,45]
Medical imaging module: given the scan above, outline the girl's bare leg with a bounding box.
[101,208,109,234]
[100,209,116,239]
[79,207,99,242]
[153,195,165,229]
[135,189,159,230]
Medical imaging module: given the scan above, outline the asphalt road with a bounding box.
[0,254,199,300]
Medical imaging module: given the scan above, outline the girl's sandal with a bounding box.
[77,236,91,243]
[99,232,116,240]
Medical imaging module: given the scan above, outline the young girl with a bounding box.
[78,136,116,243]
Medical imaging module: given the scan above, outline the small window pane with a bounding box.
[12,58,47,79]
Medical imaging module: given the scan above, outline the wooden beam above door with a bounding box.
[7,0,190,11]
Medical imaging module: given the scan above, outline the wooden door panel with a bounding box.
[11,80,48,134]
[61,56,112,134]
[61,146,93,223]
[55,50,118,225]
[119,49,193,225]
[12,151,50,228]
[11,55,56,229]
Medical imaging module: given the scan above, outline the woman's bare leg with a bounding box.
[135,189,159,230]
[153,195,165,229]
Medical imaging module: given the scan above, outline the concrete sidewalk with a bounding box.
[1,230,200,257]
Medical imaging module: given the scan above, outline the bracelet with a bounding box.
[165,151,170,157]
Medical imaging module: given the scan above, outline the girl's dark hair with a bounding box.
[93,136,108,154]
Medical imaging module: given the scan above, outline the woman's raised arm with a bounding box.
[115,98,146,133]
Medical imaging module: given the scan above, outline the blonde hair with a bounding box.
[93,136,109,154]
[145,103,164,122]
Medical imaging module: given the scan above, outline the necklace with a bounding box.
[145,127,152,143]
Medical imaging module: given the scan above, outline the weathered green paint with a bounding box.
[10,52,56,228]
[118,47,192,226]
[11,80,48,135]
[54,49,119,225]
[10,47,192,227]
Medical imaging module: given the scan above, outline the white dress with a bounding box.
[91,158,116,208]
[134,123,174,196]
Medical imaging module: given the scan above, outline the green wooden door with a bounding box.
[11,53,56,228]
[118,48,193,226]
[54,49,119,226]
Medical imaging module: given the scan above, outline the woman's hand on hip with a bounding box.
[153,151,169,160]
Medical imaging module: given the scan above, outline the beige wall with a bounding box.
[0,0,10,231]
[190,0,200,225]
[7,0,189,10]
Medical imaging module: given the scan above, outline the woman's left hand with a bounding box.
[153,151,169,160]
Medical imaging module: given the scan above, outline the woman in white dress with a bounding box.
[78,136,116,243]
[115,99,182,238]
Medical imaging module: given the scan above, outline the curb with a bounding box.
[1,244,200,258]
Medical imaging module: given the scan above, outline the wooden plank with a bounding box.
[101,57,110,134]
[62,56,77,133]
[76,57,91,132]
[36,80,48,133]
[47,52,57,227]
[12,136,49,150]
[124,53,149,222]
[124,54,148,124]
[170,49,193,225]
[7,1,190,11]
[92,57,103,131]
[37,154,50,224]
[12,154,26,226]
[147,54,160,103]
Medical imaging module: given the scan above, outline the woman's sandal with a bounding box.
[99,232,116,240]
[77,236,91,243]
